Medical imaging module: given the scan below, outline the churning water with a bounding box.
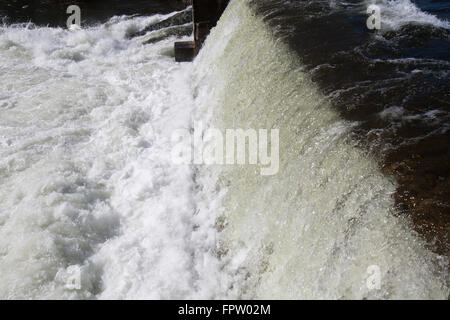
[0,0,448,299]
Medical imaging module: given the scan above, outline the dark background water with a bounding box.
[419,0,450,20]
[0,0,180,26]
[251,0,450,256]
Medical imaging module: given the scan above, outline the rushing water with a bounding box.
[0,0,448,299]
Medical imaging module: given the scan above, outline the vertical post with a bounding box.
[193,0,229,51]
[174,0,229,62]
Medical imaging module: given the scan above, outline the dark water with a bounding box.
[0,0,178,26]
[251,0,450,256]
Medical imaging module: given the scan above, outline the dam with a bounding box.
[0,0,448,299]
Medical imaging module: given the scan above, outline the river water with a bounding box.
[0,0,448,299]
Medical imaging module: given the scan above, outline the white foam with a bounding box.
[0,1,448,300]
[0,12,233,299]
[366,0,450,31]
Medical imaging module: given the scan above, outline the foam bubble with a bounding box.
[0,10,233,299]
[366,0,450,31]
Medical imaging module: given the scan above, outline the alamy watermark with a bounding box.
[171,122,279,176]
[56,265,82,290]
[366,265,381,291]
[367,4,381,30]
[66,5,81,29]
[63,4,379,31]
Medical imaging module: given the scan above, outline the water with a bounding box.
[0,0,448,299]
[250,0,450,256]
[0,0,178,26]
[0,8,226,299]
